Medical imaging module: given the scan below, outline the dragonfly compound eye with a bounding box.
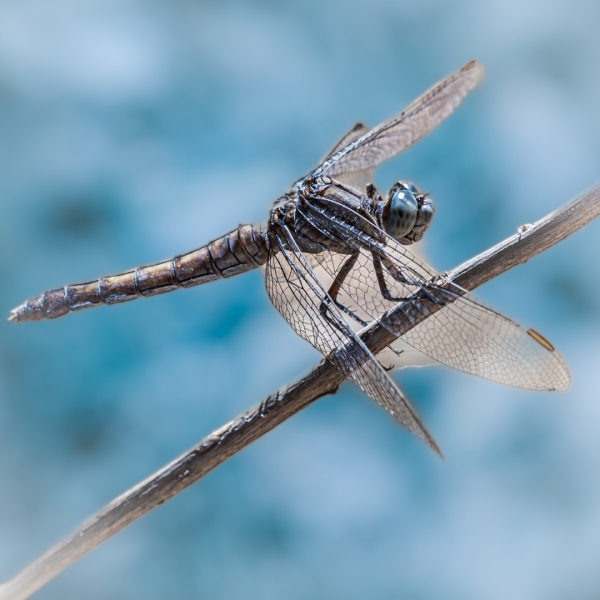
[396,180,420,195]
[385,188,418,239]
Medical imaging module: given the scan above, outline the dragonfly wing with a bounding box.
[316,61,484,178]
[309,252,439,370]
[319,122,374,191]
[265,223,441,454]
[396,288,571,391]
[320,121,371,162]
[300,200,570,392]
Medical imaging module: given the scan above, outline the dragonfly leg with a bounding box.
[372,252,414,302]
[334,301,369,327]
[319,251,368,326]
[375,253,447,307]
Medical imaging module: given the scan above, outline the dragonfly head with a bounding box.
[382,181,434,244]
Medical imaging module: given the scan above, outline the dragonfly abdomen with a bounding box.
[9,224,269,322]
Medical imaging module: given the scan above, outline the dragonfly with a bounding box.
[8,61,570,455]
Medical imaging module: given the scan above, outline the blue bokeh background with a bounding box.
[2,1,600,598]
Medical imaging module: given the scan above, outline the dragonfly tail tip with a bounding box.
[462,60,485,83]
[8,306,23,323]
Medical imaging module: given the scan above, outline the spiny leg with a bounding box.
[375,252,445,307]
[372,252,414,302]
[317,250,403,372]
[319,251,368,327]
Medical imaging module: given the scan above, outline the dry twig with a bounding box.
[2,184,600,600]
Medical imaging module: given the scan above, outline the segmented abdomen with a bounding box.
[9,224,269,322]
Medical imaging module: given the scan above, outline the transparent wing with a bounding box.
[265,223,440,454]
[299,200,571,392]
[314,61,484,178]
[319,121,374,191]
[308,251,438,371]
[320,121,371,163]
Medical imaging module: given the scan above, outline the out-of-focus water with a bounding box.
[2,1,600,598]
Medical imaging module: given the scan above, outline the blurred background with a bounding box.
[1,0,600,598]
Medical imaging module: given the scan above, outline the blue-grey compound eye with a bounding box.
[397,181,420,195]
[385,189,418,239]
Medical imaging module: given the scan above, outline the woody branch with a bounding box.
[2,184,600,600]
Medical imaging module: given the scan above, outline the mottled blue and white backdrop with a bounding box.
[1,1,600,599]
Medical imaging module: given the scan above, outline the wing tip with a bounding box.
[415,421,444,458]
[553,371,572,393]
[428,436,444,459]
[542,344,571,393]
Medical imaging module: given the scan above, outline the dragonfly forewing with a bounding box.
[303,195,570,392]
[315,60,485,179]
[318,122,374,192]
